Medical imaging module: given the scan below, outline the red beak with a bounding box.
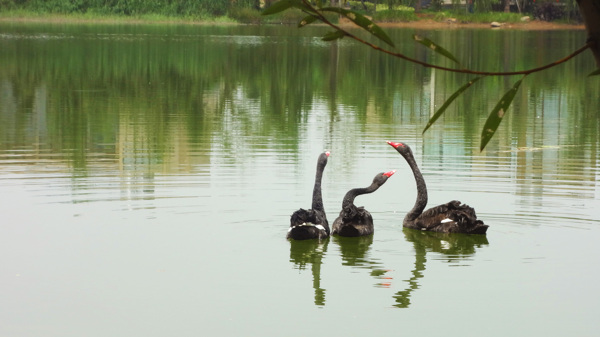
[386,141,403,148]
[383,170,396,178]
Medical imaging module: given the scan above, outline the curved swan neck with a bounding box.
[341,183,379,209]
[403,150,428,224]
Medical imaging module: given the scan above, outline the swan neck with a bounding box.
[341,182,379,209]
[404,151,428,224]
[312,161,326,213]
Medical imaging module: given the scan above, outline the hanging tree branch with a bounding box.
[263,0,596,150]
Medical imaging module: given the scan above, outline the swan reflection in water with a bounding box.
[288,229,488,308]
[333,234,396,286]
[394,228,490,308]
[333,234,374,266]
[288,238,329,306]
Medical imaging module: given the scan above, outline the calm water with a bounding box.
[1,22,599,336]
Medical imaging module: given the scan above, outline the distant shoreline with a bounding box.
[0,14,585,31]
[0,15,235,26]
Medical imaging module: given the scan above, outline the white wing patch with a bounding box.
[290,222,326,231]
[440,218,453,224]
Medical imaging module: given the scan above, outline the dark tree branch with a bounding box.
[577,0,600,67]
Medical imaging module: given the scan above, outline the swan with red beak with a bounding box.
[332,170,396,237]
[387,141,488,234]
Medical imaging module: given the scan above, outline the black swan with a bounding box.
[387,141,488,234]
[332,170,396,237]
[287,152,331,240]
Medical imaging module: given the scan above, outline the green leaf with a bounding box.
[588,68,600,76]
[422,76,483,134]
[480,77,525,151]
[320,7,395,47]
[322,30,346,41]
[413,35,461,65]
[262,0,306,16]
[298,15,318,28]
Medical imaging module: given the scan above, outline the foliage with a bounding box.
[0,0,591,151]
[427,0,444,11]
[0,0,231,17]
[532,1,565,22]
[24,0,86,14]
[561,0,582,23]
[372,9,418,22]
[268,7,326,24]
[422,76,483,134]
[262,0,591,151]
[0,0,586,25]
[414,35,462,65]
[229,7,264,23]
[479,77,524,150]
[231,6,318,24]
[263,0,394,46]
[347,1,376,12]
[472,0,497,12]
[432,10,523,23]
[0,0,19,10]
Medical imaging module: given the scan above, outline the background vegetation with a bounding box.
[0,0,583,24]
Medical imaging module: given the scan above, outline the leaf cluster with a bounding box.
[262,0,395,47]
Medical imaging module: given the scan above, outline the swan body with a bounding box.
[387,141,488,235]
[332,170,395,237]
[288,152,331,240]
[288,209,329,240]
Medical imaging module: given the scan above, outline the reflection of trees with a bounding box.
[393,228,489,308]
[289,238,329,307]
[1,25,598,209]
[1,26,597,173]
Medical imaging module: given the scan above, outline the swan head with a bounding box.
[374,170,395,186]
[387,141,413,158]
[316,151,330,170]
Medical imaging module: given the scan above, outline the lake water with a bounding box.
[1,22,599,336]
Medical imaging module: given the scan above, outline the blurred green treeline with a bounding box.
[0,0,583,24]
